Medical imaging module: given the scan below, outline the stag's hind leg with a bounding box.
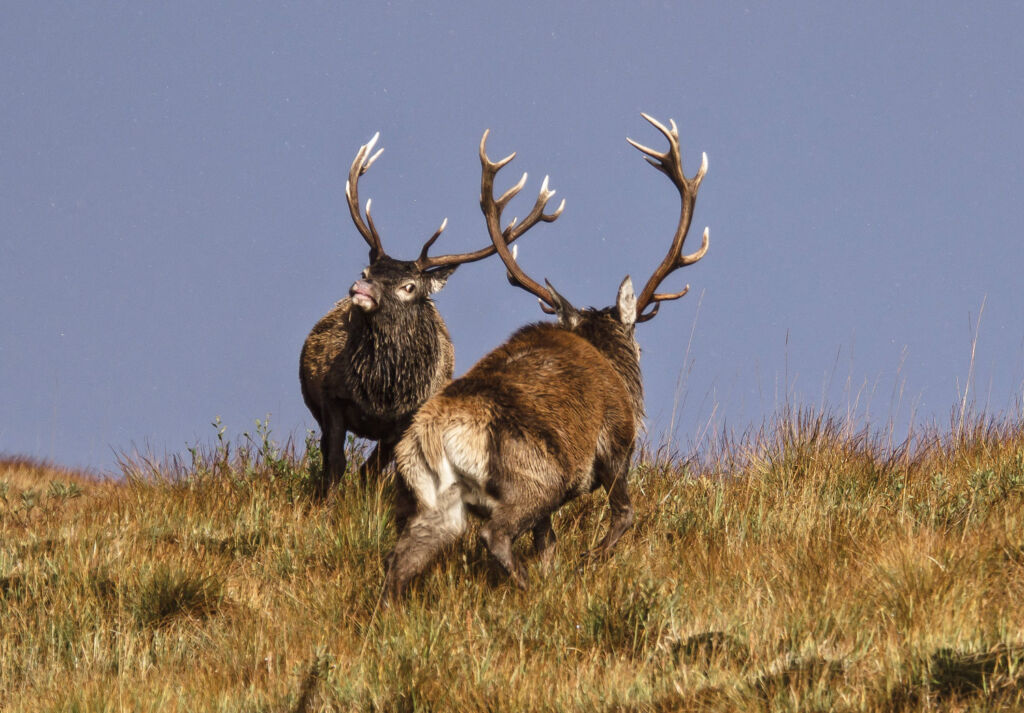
[532,516,556,558]
[593,456,634,556]
[385,484,466,598]
[479,516,531,590]
[478,482,561,588]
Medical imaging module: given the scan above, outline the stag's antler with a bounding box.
[346,132,561,273]
[628,113,709,322]
[345,133,388,262]
[479,129,565,312]
[344,133,450,268]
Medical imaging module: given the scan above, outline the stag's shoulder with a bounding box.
[300,298,356,377]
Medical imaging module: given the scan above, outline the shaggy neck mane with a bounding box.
[574,316,645,430]
[343,301,442,418]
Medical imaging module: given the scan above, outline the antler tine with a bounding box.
[415,129,564,281]
[504,174,566,242]
[629,113,710,322]
[345,132,386,261]
[478,129,564,311]
[415,217,448,264]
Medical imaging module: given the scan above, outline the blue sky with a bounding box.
[3,3,1023,471]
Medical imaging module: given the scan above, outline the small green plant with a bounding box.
[46,481,82,501]
[304,429,322,482]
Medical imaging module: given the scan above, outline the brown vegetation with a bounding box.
[2,407,1023,711]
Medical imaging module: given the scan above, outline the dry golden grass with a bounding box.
[0,455,104,492]
[2,411,1023,712]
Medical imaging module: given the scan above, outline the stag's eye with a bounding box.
[361,269,369,279]
[402,283,416,293]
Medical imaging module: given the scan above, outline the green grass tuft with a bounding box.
[131,563,223,628]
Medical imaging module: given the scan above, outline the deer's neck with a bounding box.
[577,322,646,429]
[344,303,444,419]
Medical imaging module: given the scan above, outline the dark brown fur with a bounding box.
[299,256,457,496]
[299,130,564,498]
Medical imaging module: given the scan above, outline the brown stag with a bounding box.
[384,114,710,597]
[300,132,564,498]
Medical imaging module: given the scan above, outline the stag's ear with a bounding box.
[424,265,458,294]
[544,279,581,329]
[617,275,637,327]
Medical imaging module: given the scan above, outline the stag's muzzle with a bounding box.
[350,280,379,312]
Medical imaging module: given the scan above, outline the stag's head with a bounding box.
[343,132,559,319]
[347,256,456,316]
[480,113,710,410]
[482,114,708,327]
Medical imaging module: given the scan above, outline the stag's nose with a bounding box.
[350,279,378,312]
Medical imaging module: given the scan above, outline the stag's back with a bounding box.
[397,322,635,513]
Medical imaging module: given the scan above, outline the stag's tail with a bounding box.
[396,395,491,513]
[387,397,491,596]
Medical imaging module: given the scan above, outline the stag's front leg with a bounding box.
[314,411,348,499]
[359,439,396,483]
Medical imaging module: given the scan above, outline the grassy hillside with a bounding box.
[2,410,1023,712]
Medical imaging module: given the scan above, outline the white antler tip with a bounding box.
[367,147,384,166]
[365,198,372,212]
[439,217,448,231]
[540,175,550,192]
[511,244,518,259]
[366,131,380,151]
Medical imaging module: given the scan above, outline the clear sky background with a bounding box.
[3,3,1022,472]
